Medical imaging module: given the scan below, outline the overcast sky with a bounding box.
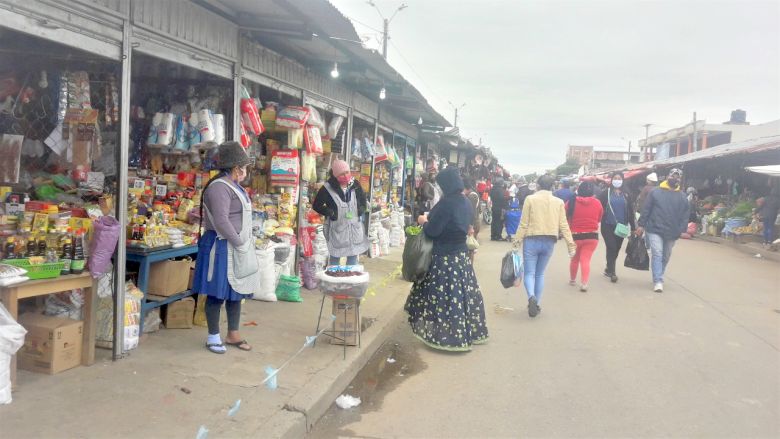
[330,0,780,175]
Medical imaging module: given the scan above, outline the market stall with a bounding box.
[0,29,123,380]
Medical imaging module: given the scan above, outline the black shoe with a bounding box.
[528,297,540,318]
[610,274,618,283]
[603,270,612,278]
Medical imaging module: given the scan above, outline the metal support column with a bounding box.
[113,16,132,360]
[400,138,408,209]
[232,37,244,141]
[345,107,354,160]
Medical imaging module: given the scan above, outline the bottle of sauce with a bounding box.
[60,238,73,275]
[27,234,37,257]
[5,237,15,260]
[37,231,47,256]
[71,230,86,274]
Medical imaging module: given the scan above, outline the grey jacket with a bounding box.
[639,185,690,241]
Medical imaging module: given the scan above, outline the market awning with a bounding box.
[746,165,780,176]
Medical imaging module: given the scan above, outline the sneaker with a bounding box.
[653,282,663,293]
[610,274,619,283]
[528,297,540,318]
[569,279,576,286]
[580,284,588,292]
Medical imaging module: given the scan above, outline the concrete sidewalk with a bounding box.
[0,251,408,439]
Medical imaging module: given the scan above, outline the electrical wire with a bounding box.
[388,40,451,115]
[343,14,384,34]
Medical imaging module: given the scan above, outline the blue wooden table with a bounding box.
[126,245,199,332]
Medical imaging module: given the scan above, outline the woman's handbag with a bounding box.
[466,235,480,250]
[607,189,630,239]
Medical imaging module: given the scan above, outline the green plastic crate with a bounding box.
[1,259,66,280]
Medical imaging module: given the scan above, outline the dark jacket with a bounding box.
[636,184,656,212]
[312,175,368,221]
[423,167,473,255]
[638,183,690,241]
[490,183,507,211]
[759,194,780,222]
[597,187,636,230]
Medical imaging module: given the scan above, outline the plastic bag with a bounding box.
[305,105,325,129]
[327,115,345,138]
[401,231,433,282]
[500,251,516,288]
[0,303,26,404]
[275,275,303,302]
[88,216,121,279]
[624,235,650,271]
[304,125,323,155]
[512,251,524,285]
[251,247,278,301]
[276,106,310,129]
[466,235,480,250]
[300,257,319,290]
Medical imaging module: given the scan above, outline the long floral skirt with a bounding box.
[404,251,489,351]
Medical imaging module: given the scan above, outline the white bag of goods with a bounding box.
[316,267,370,298]
[379,228,390,256]
[252,247,278,302]
[151,112,175,146]
[213,113,226,145]
[369,239,381,259]
[305,105,326,129]
[196,109,216,144]
[390,225,402,247]
[0,303,26,404]
[96,281,142,352]
[327,115,345,139]
[275,106,310,129]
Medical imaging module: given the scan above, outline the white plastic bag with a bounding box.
[0,303,26,404]
[252,247,278,302]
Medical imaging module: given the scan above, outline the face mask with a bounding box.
[337,174,352,186]
[611,179,623,189]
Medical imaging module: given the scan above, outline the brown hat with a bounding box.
[217,141,250,169]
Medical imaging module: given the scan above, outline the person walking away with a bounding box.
[636,168,689,293]
[490,178,508,241]
[193,141,260,354]
[636,172,658,213]
[420,169,443,214]
[597,171,636,283]
[405,167,489,351]
[565,181,603,292]
[504,194,522,240]
[757,188,779,247]
[513,175,576,317]
[554,180,575,204]
[312,159,369,266]
[464,178,482,240]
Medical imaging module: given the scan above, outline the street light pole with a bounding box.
[368,1,407,60]
[643,123,652,162]
[448,101,466,128]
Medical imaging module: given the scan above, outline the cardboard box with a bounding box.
[187,260,196,290]
[331,298,359,346]
[18,314,83,375]
[148,259,191,296]
[163,297,195,329]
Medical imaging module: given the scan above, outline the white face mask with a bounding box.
[612,179,623,189]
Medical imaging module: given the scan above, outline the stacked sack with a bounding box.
[368,221,381,259]
[165,227,185,247]
[313,226,329,272]
[378,226,390,256]
[389,210,404,247]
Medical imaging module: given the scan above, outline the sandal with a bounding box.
[225,339,252,351]
[206,342,226,354]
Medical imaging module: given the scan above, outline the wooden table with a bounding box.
[0,272,96,388]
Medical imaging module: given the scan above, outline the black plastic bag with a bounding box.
[500,251,516,288]
[624,235,650,271]
[402,232,433,282]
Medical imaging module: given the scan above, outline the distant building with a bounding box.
[566,145,594,166]
[638,110,780,162]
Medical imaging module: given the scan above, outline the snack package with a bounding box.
[304,125,323,155]
[275,106,310,129]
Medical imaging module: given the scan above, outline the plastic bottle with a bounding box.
[70,230,86,274]
[37,231,47,256]
[60,238,73,275]
[27,234,37,257]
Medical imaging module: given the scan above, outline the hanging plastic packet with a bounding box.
[212,113,226,145]
[240,98,264,135]
[173,114,190,152]
[156,113,175,146]
[188,112,201,146]
[147,112,162,145]
[239,120,251,148]
[197,109,216,144]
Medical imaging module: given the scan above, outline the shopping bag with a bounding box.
[401,232,433,282]
[466,235,480,250]
[624,235,650,271]
[512,251,523,285]
[0,303,26,404]
[500,251,516,288]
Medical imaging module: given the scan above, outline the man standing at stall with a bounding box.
[636,168,690,293]
[490,177,508,241]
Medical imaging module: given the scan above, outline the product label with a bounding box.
[71,259,85,272]
[61,258,72,273]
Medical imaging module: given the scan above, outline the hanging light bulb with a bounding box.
[379,86,386,100]
[417,116,423,125]
[330,62,339,78]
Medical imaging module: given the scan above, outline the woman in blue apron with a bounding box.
[193,141,259,354]
[312,159,369,266]
[505,196,522,240]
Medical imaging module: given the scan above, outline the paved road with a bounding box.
[311,238,780,438]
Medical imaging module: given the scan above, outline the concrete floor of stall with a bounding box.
[0,251,407,439]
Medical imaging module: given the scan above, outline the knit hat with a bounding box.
[646,172,658,182]
[669,168,683,178]
[331,159,350,176]
[217,141,250,169]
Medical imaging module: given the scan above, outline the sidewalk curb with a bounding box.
[260,277,408,438]
[697,235,780,263]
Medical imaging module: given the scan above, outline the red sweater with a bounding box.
[566,196,604,234]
